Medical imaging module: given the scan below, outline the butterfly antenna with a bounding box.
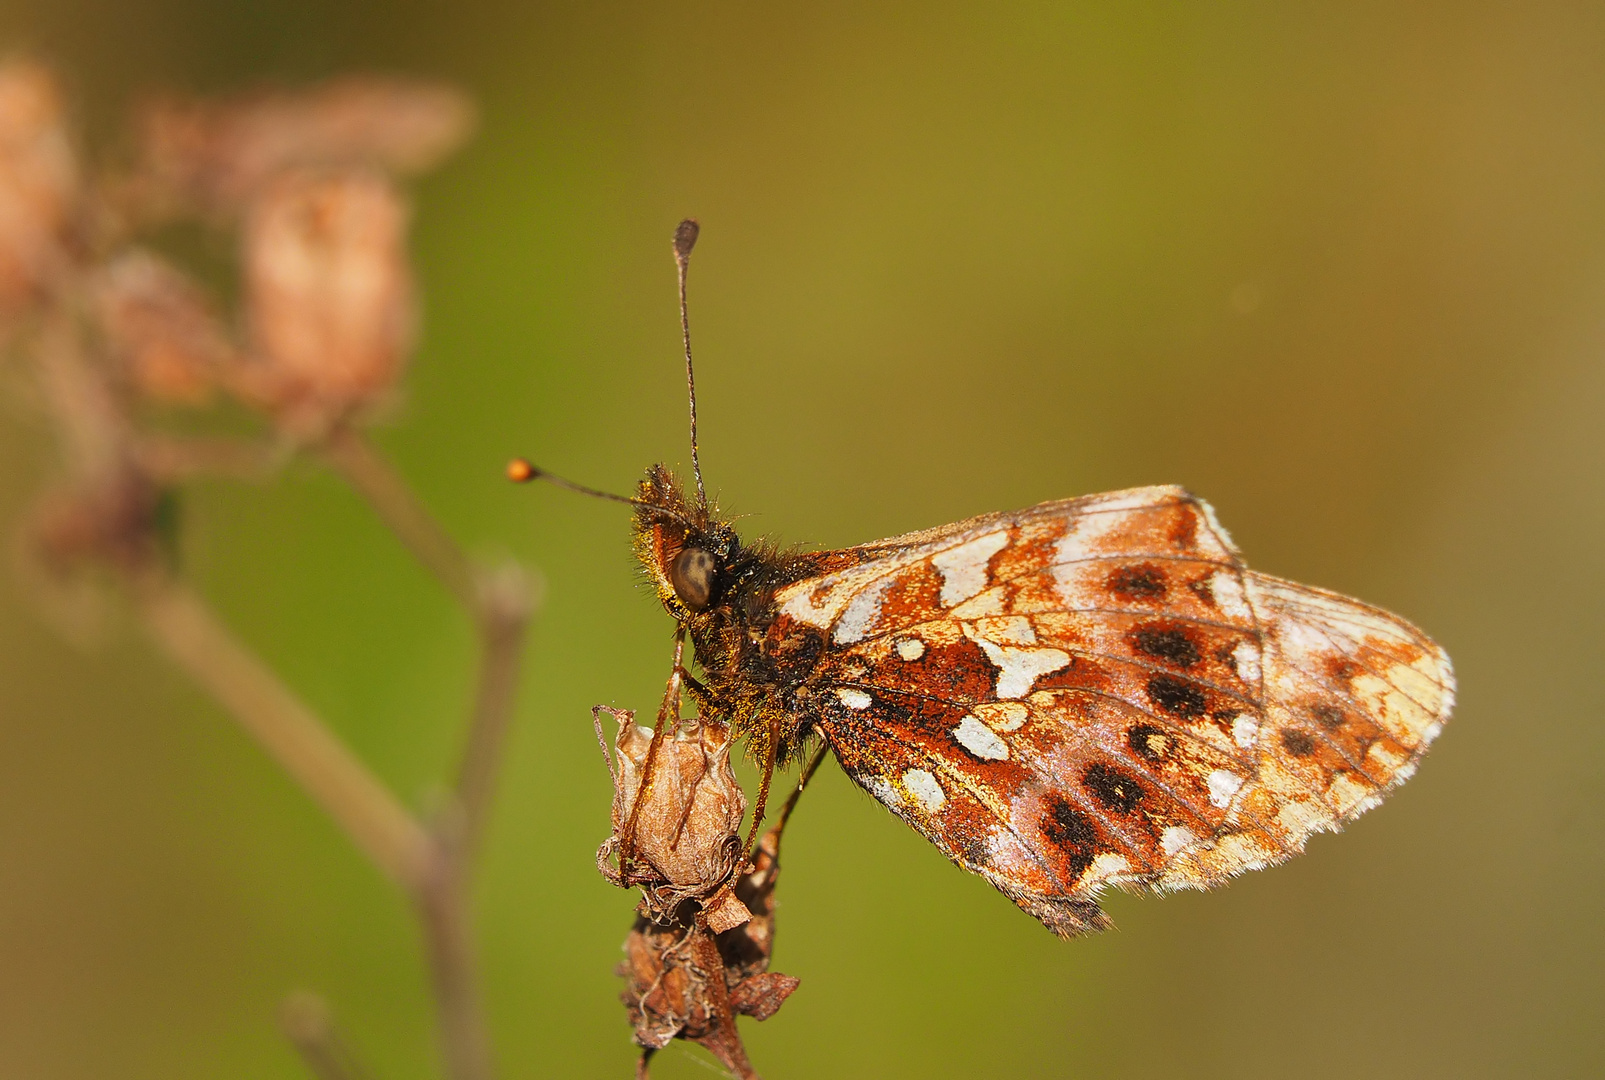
[673,218,707,514]
[505,458,697,528]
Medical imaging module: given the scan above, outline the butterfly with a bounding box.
[521,219,1455,937]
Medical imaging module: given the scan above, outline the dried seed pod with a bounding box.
[0,58,79,318]
[598,707,748,920]
[243,168,414,427]
[616,830,801,1080]
[134,77,474,216]
[92,250,237,404]
[598,707,805,1079]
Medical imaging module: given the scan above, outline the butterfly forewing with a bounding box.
[766,485,1454,935]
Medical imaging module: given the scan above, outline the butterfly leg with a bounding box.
[620,630,687,876]
[775,742,829,838]
[739,712,781,867]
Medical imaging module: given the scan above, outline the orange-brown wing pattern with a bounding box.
[765,486,1453,936]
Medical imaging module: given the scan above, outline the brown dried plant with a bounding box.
[0,59,527,1080]
[595,704,817,1079]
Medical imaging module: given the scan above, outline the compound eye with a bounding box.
[670,547,718,610]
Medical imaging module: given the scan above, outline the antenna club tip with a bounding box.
[506,457,537,483]
[673,218,700,260]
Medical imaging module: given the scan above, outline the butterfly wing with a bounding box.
[766,486,1454,936]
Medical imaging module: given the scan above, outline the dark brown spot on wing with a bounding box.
[1040,796,1097,879]
[1131,625,1201,668]
[1310,704,1345,731]
[1083,763,1144,814]
[1168,504,1200,549]
[1187,575,1217,607]
[1146,674,1207,718]
[1108,563,1167,599]
[1127,724,1172,761]
[1280,728,1317,757]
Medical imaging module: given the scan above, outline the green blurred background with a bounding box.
[1,2,1602,1077]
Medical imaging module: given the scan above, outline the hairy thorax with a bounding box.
[631,464,826,759]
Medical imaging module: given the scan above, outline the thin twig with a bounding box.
[415,852,495,1080]
[281,991,375,1080]
[320,424,477,609]
[138,572,497,1080]
[321,423,532,854]
[453,560,532,854]
[133,435,288,482]
[319,423,522,1080]
[136,574,433,889]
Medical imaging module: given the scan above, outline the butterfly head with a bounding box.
[632,463,742,621]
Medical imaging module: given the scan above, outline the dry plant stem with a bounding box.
[321,423,529,853]
[322,422,527,1080]
[321,423,476,608]
[281,991,374,1080]
[137,574,433,887]
[454,572,529,852]
[416,853,494,1080]
[139,574,496,1080]
[134,435,286,482]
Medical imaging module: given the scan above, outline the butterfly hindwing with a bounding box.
[766,486,1454,935]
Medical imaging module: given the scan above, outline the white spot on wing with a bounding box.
[1050,511,1131,601]
[832,577,893,645]
[974,615,1036,645]
[863,775,896,806]
[1212,570,1252,621]
[1232,638,1262,685]
[1232,714,1259,748]
[931,531,1010,607]
[977,701,1029,732]
[950,587,1006,619]
[969,635,1071,699]
[1161,825,1197,857]
[953,715,1009,760]
[1208,769,1243,808]
[836,688,872,710]
[779,587,833,628]
[895,637,926,661]
[902,769,945,812]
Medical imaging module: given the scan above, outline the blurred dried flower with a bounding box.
[0,58,79,318]
[92,250,237,404]
[135,77,474,216]
[597,707,749,927]
[26,467,166,576]
[243,168,414,427]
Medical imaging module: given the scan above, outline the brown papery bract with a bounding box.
[598,708,802,1079]
[243,169,414,430]
[615,822,800,1080]
[133,77,475,217]
[92,250,238,405]
[598,707,749,927]
[0,58,80,318]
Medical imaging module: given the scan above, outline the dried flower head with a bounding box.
[92,250,237,404]
[0,58,79,318]
[597,706,749,925]
[243,168,414,428]
[134,77,474,216]
[616,827,801,1080]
